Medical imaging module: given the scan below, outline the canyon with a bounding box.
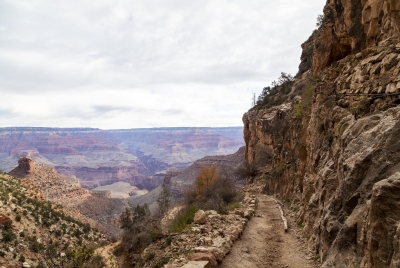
[0,127,243,190]
[1,0,400,267]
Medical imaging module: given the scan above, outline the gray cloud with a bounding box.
[0,0,325,128]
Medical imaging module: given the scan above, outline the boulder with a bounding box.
[181,261,210,268]
[194,210,206,224]
[189,253,217,268]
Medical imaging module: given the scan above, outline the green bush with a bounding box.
[169,205,199,233]
[154,257,171,268]
[15,214,21,222]
[2,230,16,242]
[293,80,315,118]
[253,72,295,110]
[19,255,25,262]
[226,202,240,211]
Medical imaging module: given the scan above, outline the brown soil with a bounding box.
[219,195,318,268]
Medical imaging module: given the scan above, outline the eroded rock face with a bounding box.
[244,36,400,266]
[9,158,126,236]
[299,0,400,74]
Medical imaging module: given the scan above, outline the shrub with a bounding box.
[2,230,16,242]
[15,214,21,222]
[154,257,171,268]
[274,162,286,177]
[169,204,199,233]
[196,165,218,198]
[253,72,295,110]
[326,133,334,145]
[293,79,315,118]
[226,202,240,211]
[19,255,25,262]
[3,219,12,230]
[186,165,239,214]
[317,122,325,134]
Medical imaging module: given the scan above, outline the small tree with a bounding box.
[316,14,324,28]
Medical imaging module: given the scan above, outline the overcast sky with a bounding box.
[0,0,325,129]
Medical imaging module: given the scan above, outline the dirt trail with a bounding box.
[219,195,317,268]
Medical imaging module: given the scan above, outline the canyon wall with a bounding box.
[299,0,400,75]
[244,1,400,267]
[0,127,243,190]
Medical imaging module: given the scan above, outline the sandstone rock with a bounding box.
[390,223,400,268]
[381,53,399,71]
[361,52,386,65]
[181,261,210,268]
[22,263,31,268]
[370,63,382,75]
[299,0,400,73]
[386,83,397,93]
[194,210,206,224]
[189,253,217,268]
[362,173,400,267]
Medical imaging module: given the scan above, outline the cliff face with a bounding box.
[299,0,400,74]
[244,1,400,267]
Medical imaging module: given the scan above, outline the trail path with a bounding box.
[219,195,317,268]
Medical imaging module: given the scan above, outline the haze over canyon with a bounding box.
[0,127,243,192]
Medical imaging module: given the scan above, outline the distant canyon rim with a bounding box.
[0,127,244,195]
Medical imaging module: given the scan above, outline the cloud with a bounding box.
[0,0,325,128]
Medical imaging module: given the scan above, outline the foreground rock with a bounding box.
[136,195,258,268]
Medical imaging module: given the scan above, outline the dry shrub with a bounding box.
[185,165,241,215]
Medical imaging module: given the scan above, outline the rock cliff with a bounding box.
[244,1,400,267]
[299,0,400,74]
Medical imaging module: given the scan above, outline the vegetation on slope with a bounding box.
[0,173,107,268]
[252,72,295,110]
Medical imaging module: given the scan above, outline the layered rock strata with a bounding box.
[299,0,400,74]
[0,127,243,190]
[244,2,400,265]
[9,158,126,236]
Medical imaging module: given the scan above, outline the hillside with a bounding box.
[9,158,126,237]
[0,173,105,268]
[243,0,400,267]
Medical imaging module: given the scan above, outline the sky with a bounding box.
[0,0,325,129]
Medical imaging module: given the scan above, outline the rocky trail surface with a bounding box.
[219,195,317,268]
